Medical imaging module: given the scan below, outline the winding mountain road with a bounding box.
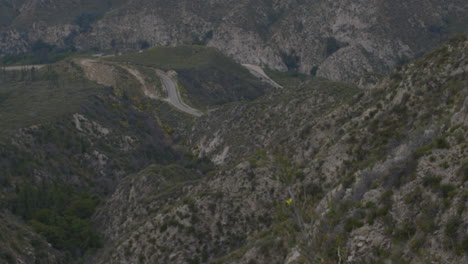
[156,70,203,117]
[75,58,203,117]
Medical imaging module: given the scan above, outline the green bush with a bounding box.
[422,175,442,189]
[415,143,433,157]
[344,217,364,232]
[435,137,450,149]
[11,184,101,255]
[409,233,426,251]
[74,12,101,33]
[310,66,319,76]
[439,161,450,169]
[280,50,300,71]
[416,200,439,233]
[394,220,416,241]
[440,184,456,198]
[458,160,468,182]
[457,236,468,254]
[325,37,340,56]
[445,217,461,237]
[404,187,422,204]
[0,250,15,264]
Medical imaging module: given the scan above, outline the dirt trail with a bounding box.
[76,59,117,87]
[1,65,46,71]
[242,64,282,89]
[118,65,159,99]
[77,59,159,99]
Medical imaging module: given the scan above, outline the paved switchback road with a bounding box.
[155,70,203,117]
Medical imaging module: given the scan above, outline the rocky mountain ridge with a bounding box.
[1,0,467,82]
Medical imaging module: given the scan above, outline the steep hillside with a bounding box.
[90,36,467,263]
[0,58,214,263]
[0,29,466,263]
[1,0,467,82]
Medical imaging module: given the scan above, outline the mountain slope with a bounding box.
[0,58,212,262]
[90,36,467,263]
[1,0,467,82]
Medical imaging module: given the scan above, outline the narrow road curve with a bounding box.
[155,70,203,117]
[1,62,202,117]
[242,64,283,89]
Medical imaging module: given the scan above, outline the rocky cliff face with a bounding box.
[1,0,467,82]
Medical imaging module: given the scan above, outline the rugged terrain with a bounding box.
[1,34,466,264]
[89,35,468,264]
[0,1,467,261]
[1,0,467,82]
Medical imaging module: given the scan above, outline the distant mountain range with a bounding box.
[1,0,467,81]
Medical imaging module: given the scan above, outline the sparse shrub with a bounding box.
[325,37,343,56]
[457,236,468,254]
[404,186,422,204]
[435,137,450,149]
[138,40,150,50]
[383,214,395,235]
[74,12,100,33]
[280,50,300,71]
[306,183,323,201]
[380,190,393,204]
[188,258,200,264]
[415,143,433,157]
[375,191,393,218]
[159,222,168,232]
[310,66,319,76]
[445,217,461,238]
[428,24,445,34]
[416,199,439,233]
[440,184,456,199]
[342,174,355,188]
[394,220,416,241]
[366,209,377,225]
[139,253,145,263]
[439,161,450,169]
[390,72,403,81]
[344,217,364,232]
[458,160,468,182]
[0,250,15,264]
[409,232,426,251]
[422,175,442,189]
